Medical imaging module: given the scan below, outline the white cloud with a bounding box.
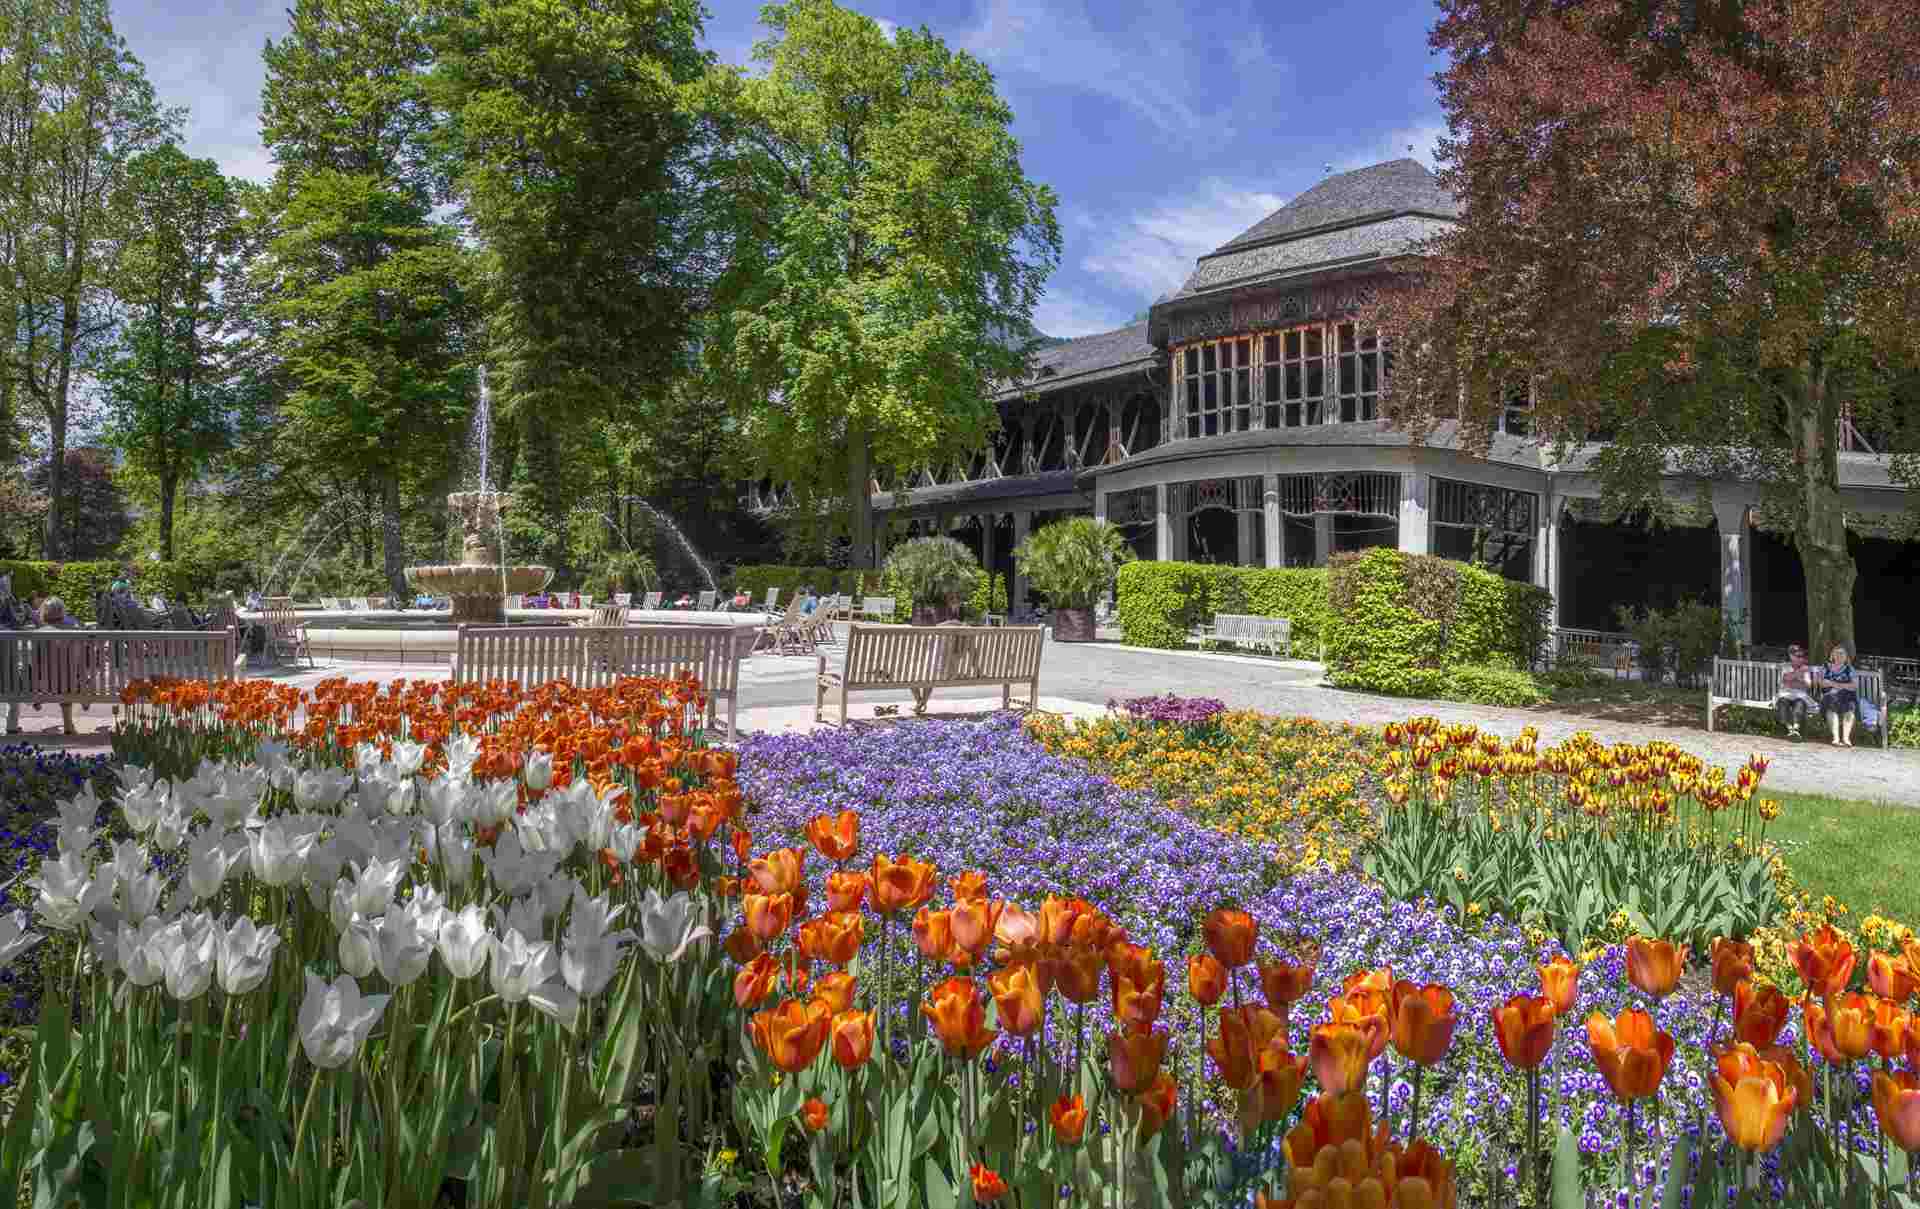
[872,16,898,40]
[959,0,1286,151]
[1032,288,1134,338]
[1074,180,1286,301]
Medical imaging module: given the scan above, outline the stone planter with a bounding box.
[1051,606,1096,642]
[911,601,963,626]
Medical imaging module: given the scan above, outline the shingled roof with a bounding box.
[992,321,1155,399]
[1215,158,1460,254]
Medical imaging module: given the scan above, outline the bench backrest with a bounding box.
[607,626,747,695]
[589,603,627,628]
[1213,613,1291,641]
[841,624,1045,690]
[1712,657,1887,708]
[0,628,240,700]
[859,595,896,620]
[454,624,747,694]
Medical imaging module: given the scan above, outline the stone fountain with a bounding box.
[405,491,553,623]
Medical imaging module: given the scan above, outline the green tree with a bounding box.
[425,0,716,427]
[0,0,172,556]
[100,144,245,559]
[697,0,1060,567]
[1370,0,1920,658]
[259,0,472,596]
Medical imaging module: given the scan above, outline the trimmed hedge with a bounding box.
[1324,547,1553,695]
[1114,562,1331,653]
[729,565,844,599]
[0,559,215,623]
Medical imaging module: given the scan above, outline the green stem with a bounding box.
[1526,1064,1540,1204]
[288,1066,325,1182]
[1406,1063,1423,1145]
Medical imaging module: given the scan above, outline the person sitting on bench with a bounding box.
[1775,643,1817,740]
[6,596,79,736]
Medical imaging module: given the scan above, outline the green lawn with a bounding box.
[1763,791,1920,925]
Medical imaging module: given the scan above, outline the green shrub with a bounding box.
[1890,707,1920,749]
[1442,663,1547,706]
[883,537,979,610]
[1238,568,1332,655]
[1115,561,1328,650]
[1325,548,1553,696]
[965,570,1010,619]
[729,564,842,600]
[0,558,228,622]
[1614,599,1723,687]
[1013,517,1132,609]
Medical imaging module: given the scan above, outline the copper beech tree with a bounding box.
[1366,0,1920,656]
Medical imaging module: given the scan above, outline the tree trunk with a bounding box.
[1792,365,1857,658]
[41,408,64,557]
[847,430,874,568]
[381,469,406,598]
[158,472,177,561]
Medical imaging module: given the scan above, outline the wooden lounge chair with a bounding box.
[696,589,717,611]
[642,591,662,610]
[754,596,813,656]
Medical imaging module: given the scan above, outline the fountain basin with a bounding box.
[406,564,553,623]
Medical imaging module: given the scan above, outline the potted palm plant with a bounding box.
[1014,517,1132,642]
[884,536,980,625]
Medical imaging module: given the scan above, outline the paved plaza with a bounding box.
[9,624,1917,804]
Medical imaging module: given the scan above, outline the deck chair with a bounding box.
[613,592,631,607]
[755,596,812,655]
[696,589,717,611]
[760,587,780,615]
[641,591,662,610]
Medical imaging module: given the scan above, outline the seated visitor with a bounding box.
[800,587,818,617]
[1775,643,1816,739]
[675,594,692,608]
[7,596,81,736]
[1815,643,1858,747]
[731,590,752,611]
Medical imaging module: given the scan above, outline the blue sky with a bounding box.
[118,0,1448,338]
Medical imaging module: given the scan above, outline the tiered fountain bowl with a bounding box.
[405,491,552,624]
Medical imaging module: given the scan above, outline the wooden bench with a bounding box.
[584,603,628,629]
[1555,628,1636,678]
[1707,657,1888,749]
[815,623,1045,724]
[261,604,314,667]
[1,628,245,710]
[451,624,753,738]
[1191,613,1292,657]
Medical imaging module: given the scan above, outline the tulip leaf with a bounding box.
[1550,1125,1582,1209]
[1661,1138,1692,1209]
[570,1148,660,1208]
[922,1154,956,1209]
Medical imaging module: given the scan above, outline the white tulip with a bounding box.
[121,871,166,925]
[388,740,426,779]
[348,857,406,918]
[204,766,267,830]
[421,777,468,828]
[496,896,547,944]
[527,979,582,1033]
[217,916,282,995]
[247,819,316,888]
[107,840,146,888]
[112,763,156,799]
[481,831,560,898]
[151,797,190,852]
[523,749,554,792]
[298,973,390,1070]
[473,781,518,827]
[254,740,293,789]
[116,916,168,987]
[293,767,352,812]
[338,915,378,979]
[373,909,433,987]
[489,928,558,1005]
[436,825,474,888]
[119,779,170,834]
[30,850,112,931]
[443,733,481,781]
[159,914,220,1001]
[186,829,237,902]
[531,873,578,923]
[55,785,100,856]
[404,885,449,940]
[435,904,490,979]
[328,878,358,932]
[0,909,44,972]
[634,888,710,966]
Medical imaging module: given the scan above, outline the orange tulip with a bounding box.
[1790,924,1857,998]
[1049,945,1105,1004]
[1342,966,1392,997]
[870,854,936,916]
[830,1009,875,1069]
[1037,896,1092,946]
[1906,937,1920,982]
[1870,953,1918,1003]
[824,871,868,912]
[1874,1070,1920,1152]
[1187,953,1227,1007]
[1801,996,1849,1064]
[968,1164,1007,1204]
[804,810,859,862]
[1393,1139,1459,1209]
[949,898,1004,963]
[1711,938,1756,997]
[1106,941,1154,986]
[1326,990,1390,1060]
[1308,1022,1374,1095]
[749,847,807,899]
[756,998,831,1073]
[733,953,779,1009]
[1049,1093,1089,1145]
[730,828,752,865]
[912,908,954,962]
[743,891,794,942]
[1732,980,1790,1047]
[1135,1071,1178,1141]
[949,870,989,901]
[1243,1043,1309,1128]
[1906,1015,1920,1072]
[722,925,763,965]
[813,971,858,1014]
[1281,1090,1381,1172]
[1203,908,1258,969]
[922,977,998,1058]
[1539,955,1579,1016]
[1826,992,1877,1060]
[1207,1005,1284,1091]
[1586,1008,1674,1100]
[1258,957,1314,1012]
[1109,1027,1168,1092]
[1390,981,1458,1066]
[993,904,1041,959]
[1711,1043,1799,1152]
[987,962,1047,1037]
[1626,937,1686,999]
[1869,996,1911,1061]
[1491,994,1556,1069]
[798,912,865,966]
[801,1096,830,1132]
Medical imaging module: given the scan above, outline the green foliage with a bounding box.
[730,565,843,599]
[1891,707,1920,749]
[882,536,979,607]
[0,559,227,622]
[1324,548,1554,697]
[696,0,1061,559]
[1012,517,1131,609]
[1114,561,1334,653]
[1613,599,1724,687]
[965,569,1009,618]
[592,552,656,599]
[1365,762,1782,957]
